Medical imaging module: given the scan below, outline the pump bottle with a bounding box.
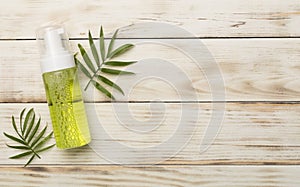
[36,25,91,149]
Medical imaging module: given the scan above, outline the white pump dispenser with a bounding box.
[37,26,75,73]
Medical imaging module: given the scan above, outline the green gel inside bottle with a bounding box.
[43,67,91,149]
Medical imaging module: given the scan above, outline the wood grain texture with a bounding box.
[1,0,300,38]
[1,0,300,185]
[1,39,300,102]
[0,166,299,187]
[1,103,300,165]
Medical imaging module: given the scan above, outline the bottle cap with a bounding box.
[36,25,75,73]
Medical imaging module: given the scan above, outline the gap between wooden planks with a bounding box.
[0,103,300,165]
[1,39,300,102]
[1,0,300,38]
[0,166,299,187]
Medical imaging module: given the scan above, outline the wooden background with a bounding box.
[1,0,300,186]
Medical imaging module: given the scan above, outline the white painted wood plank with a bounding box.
[0,103,300,165]
[0,166,299,187]
[1,0,300,38]
[1,39,300,102]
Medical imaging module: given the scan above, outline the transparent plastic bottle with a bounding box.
[36,25,91,149]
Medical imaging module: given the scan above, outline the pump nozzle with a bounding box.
[44,28,67,56]
[36,25,75,73]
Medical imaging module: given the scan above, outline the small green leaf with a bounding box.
[24,155,35,167]
[19,108,26,132]
[75,27,137,101]
[3,132,27,146]
[78,44,96,72]
[88,30,100,67]
[101,68,134,75]
[97,75,124,95]
[23,108,34,135]
[9,151,32,159]
[27,118,41,144]
[75,58,92,79]
[6,144,29,150]
[104,61,137,66]
[4,108,55,167]
[30,125,47,147]
[36,144,56,153]
[12,116,22,138]
[108,44,134,59]
[92,80,115,100]
[107,29,118,58]
[24,114,35,140]
[100,26,106,63]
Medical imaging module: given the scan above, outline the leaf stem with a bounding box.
[29,146,41,159]
[84,59,106,91]
[22,141,41,159]
[84,67,100,91]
